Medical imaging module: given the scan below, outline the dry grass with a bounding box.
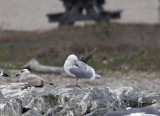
[2,70,160,91]
[0,23,160,71]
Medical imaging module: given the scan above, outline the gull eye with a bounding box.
[21,71,24,73]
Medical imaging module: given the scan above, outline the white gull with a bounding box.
[64,54,101,87]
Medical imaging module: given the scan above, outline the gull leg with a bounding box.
[75,78,81,88]
[76,78,78,86]
[66,78,81,88]
[72,78,80,87]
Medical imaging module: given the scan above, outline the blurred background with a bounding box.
[1,0,160,89]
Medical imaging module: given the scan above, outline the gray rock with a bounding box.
[152,102,160,112]
[84,107,108,116]
[22,109,42,116]
[0,98,22,116]
[26,94,60,114]
[0,91,4,103]
[45,87,117,116]
[0,83,160,116]
[109,87,158,110]
[45,105,65,116]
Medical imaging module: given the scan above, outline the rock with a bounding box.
[22,109,42,116]
[0,98,22,116]
[108,87,160,110]
[152,102,160,112]
[0,91,4,103]
[26,94,60,114]
[45,87,118,116]
[84,107,108,116]
[0,83,160,116]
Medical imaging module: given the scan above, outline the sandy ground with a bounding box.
[1,70,160,91]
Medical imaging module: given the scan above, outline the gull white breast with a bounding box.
[64,54,101,87]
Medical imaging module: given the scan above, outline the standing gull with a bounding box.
[16,69,52,88]
[64,54,101,87]
[0,69,9,81]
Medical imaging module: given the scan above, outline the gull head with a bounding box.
[66,54,78,65]
[16,69,30,77]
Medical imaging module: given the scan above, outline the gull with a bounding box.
[64,54,101,87]
[16,69,53,88]
[104,106,160,116]
[0,69,9,81]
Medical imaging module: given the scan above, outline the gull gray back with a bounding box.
[69,61,93,79]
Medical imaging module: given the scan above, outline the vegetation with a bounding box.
[0,23,160,71]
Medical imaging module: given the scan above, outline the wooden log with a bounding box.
[22,59,63,74]
[23,48,97,74]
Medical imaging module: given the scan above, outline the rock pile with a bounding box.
[0,83,159,116]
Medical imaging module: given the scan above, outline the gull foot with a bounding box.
[66,84,81,88]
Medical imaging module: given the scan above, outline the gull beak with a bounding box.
[75,62,78,67]
[2,73,9,77]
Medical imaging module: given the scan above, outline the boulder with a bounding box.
[84,107,108,116]
[0,98,22,116]
[22,109,42,116]
[0,91,4,103]
[0,83,160,116]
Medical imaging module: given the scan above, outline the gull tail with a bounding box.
[3,73,9,77]
[95,74,101,79]
[46,81,54,85]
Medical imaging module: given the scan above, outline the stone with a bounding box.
[25,94,60,114]
[22,109,42,116]
[0,91,4,103]
[0,98,22,116]
[45,87,118,116]
[0,83,160,116]
[84,107,108,116]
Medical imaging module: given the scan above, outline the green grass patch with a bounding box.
[1,23,160,72]
[114,55,128,63]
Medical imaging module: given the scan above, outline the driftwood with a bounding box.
[22,59,63,74]
[23,48,97,74]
